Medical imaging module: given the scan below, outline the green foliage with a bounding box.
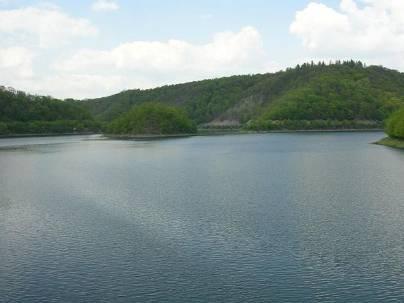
[85,75,262,124]
[258,74,400,122]
[0,88,99,135]
[0,89,92,122]
[84,61,404,129]
[107,103,197,135]
[4,61,404,134]
[386,108,404,139]
[0,122,8,135]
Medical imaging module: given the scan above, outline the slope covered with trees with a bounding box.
[0,87,99,135]
[84,61,404,130]
[3,61,404,136]
[84,75,263,124]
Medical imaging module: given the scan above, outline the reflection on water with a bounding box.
[0,132,404,303]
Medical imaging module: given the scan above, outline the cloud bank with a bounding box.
[291,0,404,67]
[0,47,33,80]
[1,24,272,99]
[0,6,98,48]
[56,26,268,74]
[3,1,404,99]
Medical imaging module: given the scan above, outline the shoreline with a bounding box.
[0,132,98,139]
[104,129,384,140]
[374,137,404,150]
[105,133,196,140]
[198,128,384,136]
[0,129,385,140]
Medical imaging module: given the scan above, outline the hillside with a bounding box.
[84,61,404,130]
[2,61,404,135]
[0,87,98,135]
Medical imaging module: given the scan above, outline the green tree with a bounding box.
[84,61,404,129]
[0,88,100,134]
[107,103,197,135]
[0,122,8,135]
[386,109,404,139]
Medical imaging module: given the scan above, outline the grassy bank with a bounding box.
[375,137,404,149]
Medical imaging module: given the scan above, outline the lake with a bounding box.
[1,132,404,302]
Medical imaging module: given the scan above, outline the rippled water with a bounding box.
[1,132,404,302]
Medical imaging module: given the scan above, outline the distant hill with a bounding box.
[2,61,404,135]
[84,61,404,130]
[0,87,98,135]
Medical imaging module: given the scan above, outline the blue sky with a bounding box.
[0,0,403,98]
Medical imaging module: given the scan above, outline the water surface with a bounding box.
[1,132,404,302]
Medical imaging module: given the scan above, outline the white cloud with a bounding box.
[49,26,273,98]
[0,6,98,48]
[91,0,119,12]
[0,18,273,99]
[290,0,404,63]
[20,74,125,99]
[56,26,270,75]
[0,47,34,81]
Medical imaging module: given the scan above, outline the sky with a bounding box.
[1,0,404,99]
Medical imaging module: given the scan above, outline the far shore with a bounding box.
[105,133,196,140]
[103,128,384,140]
[199,128,384,134]
[0,132,98,139]
[0,128,386,140]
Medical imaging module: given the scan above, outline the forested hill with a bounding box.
[2,61,404,135]
[84,61,404,130]
[0,87,98,135]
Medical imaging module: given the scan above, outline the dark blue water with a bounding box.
[1,132,404,302]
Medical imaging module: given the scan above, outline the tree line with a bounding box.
[84,61,404,130]
[386,108,404,139]
[106,103,196,135]
[0,88,99,135]
[2,61,404,135]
